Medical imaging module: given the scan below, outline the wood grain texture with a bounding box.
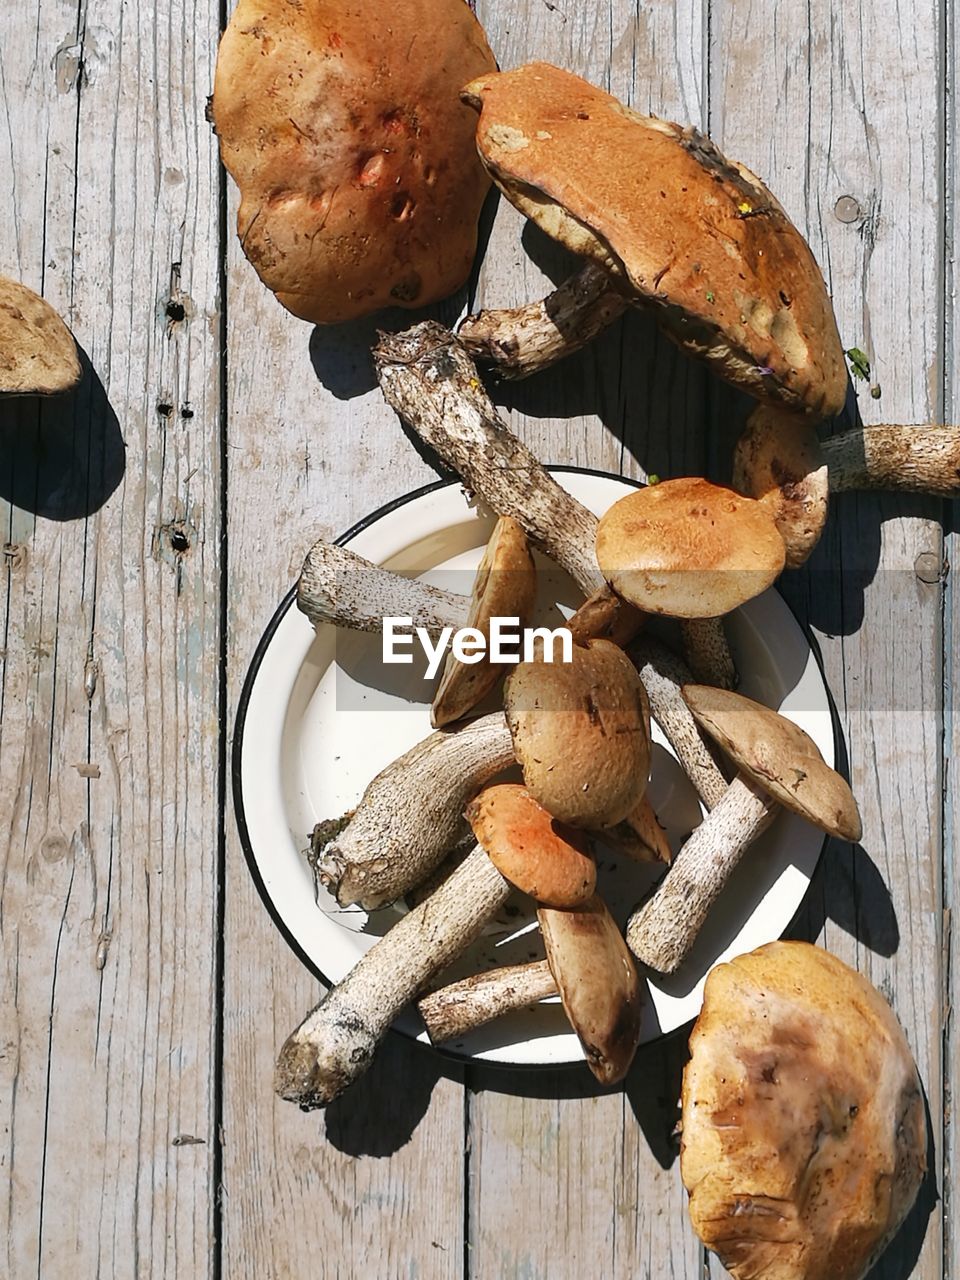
[708,2,947,1277]
[463,3,709,1276]
[0,0,222,1276]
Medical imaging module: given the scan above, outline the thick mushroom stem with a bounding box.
[276,844,511,1108]
[823,423,960,495]
[626,775,776,974]
[680,618,738,690]
[457,262,629,380]
[316,712,515,909]
[418,959,558,1043]
[374,321,604,597]
[298,539,469,636]
[630,639,729,810]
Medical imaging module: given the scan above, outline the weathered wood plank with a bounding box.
[218,6,468,1274]
[708,2,946,1276]
[0,0,222,1275]
[464,4,708,1276]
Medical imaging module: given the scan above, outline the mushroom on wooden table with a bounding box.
[626,685,861,974]
[0,277,81,396]
[682,941,926,1280]
[458,63,847,422]
[735,404,960,565]
[212,0,495,322]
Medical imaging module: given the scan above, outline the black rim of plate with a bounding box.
[231,466,835,1073]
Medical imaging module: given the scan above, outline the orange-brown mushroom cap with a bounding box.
[683,684,862,842]
[466,784,595,908]
[682,941,926,1280]
[213,0,495,324]
[462,63,847,419]
[595,478,786,618]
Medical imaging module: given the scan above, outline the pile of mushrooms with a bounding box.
[211,21,941,1275]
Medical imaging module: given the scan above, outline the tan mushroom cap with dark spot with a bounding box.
[683,683,862,842]
[504,638,651,829]
[432,516,537,728]
[0,277,81,396]
[733,405,829,568]
[466,783,595,909]
[539,895,643,1085]
[462,63,847,418]
[213,0,495,324]
[595,478,786,618]
[682,941,926,1280]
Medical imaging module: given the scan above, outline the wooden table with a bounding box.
[1,2,954,1276]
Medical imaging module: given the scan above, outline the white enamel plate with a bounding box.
[233,469,834,1067]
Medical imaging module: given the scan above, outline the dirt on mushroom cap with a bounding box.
[463,63,847,418]
[213,0,495,324]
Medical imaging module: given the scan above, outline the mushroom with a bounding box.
[503,638,651,829]
[539,895,643,1085]
[465,784,596,907]
[314,711,515,909]
[432,516,537,727]
[276,842,512,1108]
[418,958,558,1044]
[458,63,847,419]
[735,405,960,565]
[278,774,610,1107]
[374,322,734,799]
[0,277,81,395]
[212,0,495,323]
[298,538,469,636]
[681,941,927,1280]
[627,685,861,974]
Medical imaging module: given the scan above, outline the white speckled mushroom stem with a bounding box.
[276,844,511,1109]
[374,321,604,598]
[457,262,629,380]
[823,423,960,495]
[418,958,557,1043]
[297,539,469,636]
[317,712,515,909]
[679,618,738,690]
[631,638,729,810]
[626,775,776,974]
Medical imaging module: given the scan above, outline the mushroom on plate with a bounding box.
[682,941,926,1280]
[627,685,861,974]
[0,277,81,396]
[276,778,598,1107]
[458,63,846,420]
[212,0,495,323]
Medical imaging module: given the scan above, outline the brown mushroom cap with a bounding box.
[503,638,651,829]
[466,783,595,908]
[462,63,847,418]
[539,895,643,1085]
[682,941,926,1280]
[595,478,786,618]
[733,405,829,567]
[213,0,495,324]
[0,277,81,395]
[683,683,862,842]
[432,516,537,728]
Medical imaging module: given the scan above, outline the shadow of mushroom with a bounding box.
[787,838,900,959]
[322,1032,460,1158]
[0,346,125,519]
